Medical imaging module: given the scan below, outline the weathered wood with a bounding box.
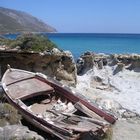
[61,112,108,127]
[54,121,99,132]
[53,115,101,132]
[1,68,116,140]
[45,110,102,132]
[6,77,54,99]
[74,102,108,126]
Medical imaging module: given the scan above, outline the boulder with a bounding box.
[113,63,125,75]
[0,125,44,140]
[108,54,120,66]
[77,57,84,74]
[97,59,103,69]
[117,54,140,71]
[77,51,95,75]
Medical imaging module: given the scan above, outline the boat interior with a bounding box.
[4,72,108,135]
[19,86,108,133]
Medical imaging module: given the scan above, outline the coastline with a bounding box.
[1,34,140,139]
[2,33,140,59]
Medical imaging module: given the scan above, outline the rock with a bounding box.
[90,76,103,88]
[97,59,103,69]
[93,76,103,83]
[95,98,122,115]
[0,84,4,98]
[84,51,93,55]
[0,125,45,140]
[0,45,10,51]
[113,63,125,75]
[122,111,138,118]
[108,54,120,66]
[116,54,140,71]
[77,51,95,75]
[64,50,73,58]
[102,58,108,66]
[77,57,84,74]
[0,103,22,127]
[112,119,140,140]
[0,50,77,86]
[51,48,62,55]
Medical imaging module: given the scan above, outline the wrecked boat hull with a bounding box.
[1,68,116,140]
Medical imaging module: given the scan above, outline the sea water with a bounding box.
[46,33,140,58]
[3,33,140,58]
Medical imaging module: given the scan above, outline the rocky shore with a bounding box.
[75,52,140,140]
[0,40,140,139]
[76,52,140,115]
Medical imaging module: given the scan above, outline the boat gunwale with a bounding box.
[1,68,117,139]
[2,68,117,124]
[36,75,117,124]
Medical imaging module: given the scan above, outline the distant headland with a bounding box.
[0,7,57,34]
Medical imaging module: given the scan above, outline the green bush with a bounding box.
[0,34,58,52]
[12,34,57,52]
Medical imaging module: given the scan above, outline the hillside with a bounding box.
[0,7,56,33]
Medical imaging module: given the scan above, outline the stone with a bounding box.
[51,48,61,55]
[97,59,103,69]
[77,57,84,74]
[0,125,45,140]
[95,98,122,115]
[113,63,125,75]
[122,111,137,118]
[108,55,120,66]
[77,52,95,75]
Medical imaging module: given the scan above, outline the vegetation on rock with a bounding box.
[0,36,11,46]
[1,34,58,52]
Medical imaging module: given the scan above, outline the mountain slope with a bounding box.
[0,7,56,33]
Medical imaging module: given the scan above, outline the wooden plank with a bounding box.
[46,110,102,132]
[7,76,35,86]
[3,69,35,85]
[7,78,54,99]
[74,102,108,125]
[75,102,101,119]
[62,111,108,127]
[53,119,100,132]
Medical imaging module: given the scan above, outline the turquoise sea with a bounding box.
[3,33,140,58]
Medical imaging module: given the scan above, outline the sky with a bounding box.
[0,0,140,33]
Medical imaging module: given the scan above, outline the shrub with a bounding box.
[11,34,57,52]
[0,33,58,52]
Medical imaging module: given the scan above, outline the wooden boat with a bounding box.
[1,67,116,140]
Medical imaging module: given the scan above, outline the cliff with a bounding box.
[0,7,56,33]
[0,49,77,86]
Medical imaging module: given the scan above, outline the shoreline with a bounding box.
[2,32,140,59]
[1,33,140,139]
